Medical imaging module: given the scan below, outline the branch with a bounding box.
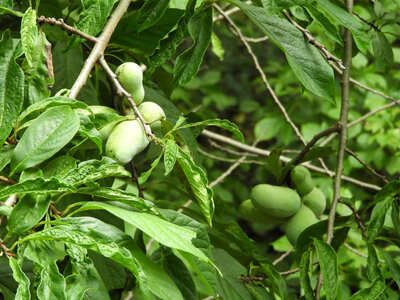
[37,16,98,42]
[69,0,131,98]
[345,148,389,183]
[343,243,385,263]
[317,1,354,298]
[201,129,381,191]
[353,12,380,32]
[291,123,340,166]
[0,175,16,184]
[282,10,345,69]
[339,199,367,239]
[272,246,293,266]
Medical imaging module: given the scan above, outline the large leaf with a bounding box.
[173,6,213,88]
[0,144,14,172]
[61,157,131,186]
[0,177,75,199]
[20,7,38,68]
[137,0,170,31]
[69,201,211,264]
[164,139,178,175]
[306,6,343,45]
[11,106,80,174]
[262,0,306,15]
[9,258,31,300]
[66,0,114,49]
[371,31,394,74]
[0,30,24,146]
[8,194,51,236]
[146,0,196,78]
[176,147,214,224]
[315,240,338,300]
[19,217,184,300]
[300,249,314,300]
[316,0,369,53]
[349,278,386,299]
[377,248,400,289]
[367,196,394,243]
[227,0,335,102]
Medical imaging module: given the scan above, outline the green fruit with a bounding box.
[290,165,314,196]
[302,187,326,217]
[138,101,166,129]
[285,205,318,245]
[239,199,285,225]
[89,105,117,115]
[116,62,144,105]
[250,184,301,218]
[105,119,149,164]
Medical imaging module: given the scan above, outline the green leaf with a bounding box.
[377,248,400,289]
[76,114,103,154]
[164,139,178,175]
[262,0,306,15]
[300,249,314,300]
[177,118,244,142]
[8,194,51,236]
[0,177,75,199]
[0,5,23,17]
[0,30,24,146]
[0,144,14,172]
[23,240,67,300]
[211,32,225,60]
[66,0,114,50]
[146,0,196,78]
[173,6,213,88]
[75,187,153,212]
[138,150,163,185]
[61,157,131,186]
[11,106,80,174]
[314,240,338,300]
[391,202,400,236]
[0,205,12,216]
[69,201,211,264]
[9,257,31,300]
[137,0,170,31]
[176,147,214,224]
[367,244,382,282]
[65,244,109,299]
[349,278,386,299]
[212,248,253,300]
[259,261,289,299]
[20,8,38,68]
[306,6,343,45]
[42,155,77,180]
[16,96,87,129]
[316,0,369,53]
[226,0,335,102]
[367,196,394,243]
[372,31,394,74]
[19,217,184,300]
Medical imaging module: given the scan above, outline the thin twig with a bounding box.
[209,140,257,157]
[69,0,131,98]
[130,161,144,198]
[338,199,367,239]
[0,176,16,184]
[282,10,345,69]
[353,12,380,32]
[291,123,341,166]
[345,148,389,183]
[98,57,155,139]
[343,243,385,263]
[201,130,381,191]
[198,148,267,165]
[244,36,269,43]
[272,246,293,266]
[37,16,98,42]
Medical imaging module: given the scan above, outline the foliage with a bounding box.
[0,0,400,299]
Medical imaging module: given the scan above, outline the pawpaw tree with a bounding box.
[0,0,400,299]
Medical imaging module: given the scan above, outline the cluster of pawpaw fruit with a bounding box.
[239,166,326,245]
[80,62,166,165]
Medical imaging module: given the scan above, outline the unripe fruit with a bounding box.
[116,62,145,105]
[239,199,285,225]
[302,187,326,217]
[105,119,149,165]
[89,105,117,115]
[290,165,314,196]
[138,101,166,129]
[250,184,301,218]
[285,205,318,245]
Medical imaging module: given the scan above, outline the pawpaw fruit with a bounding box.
[239,199,285,225]
[250,184,301,218]
[290,165,314,196]
[302,187,326,217]
[105,119,149,164]
[285,205,318,245]
[116,62,145,105]
[138,101,166,129]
